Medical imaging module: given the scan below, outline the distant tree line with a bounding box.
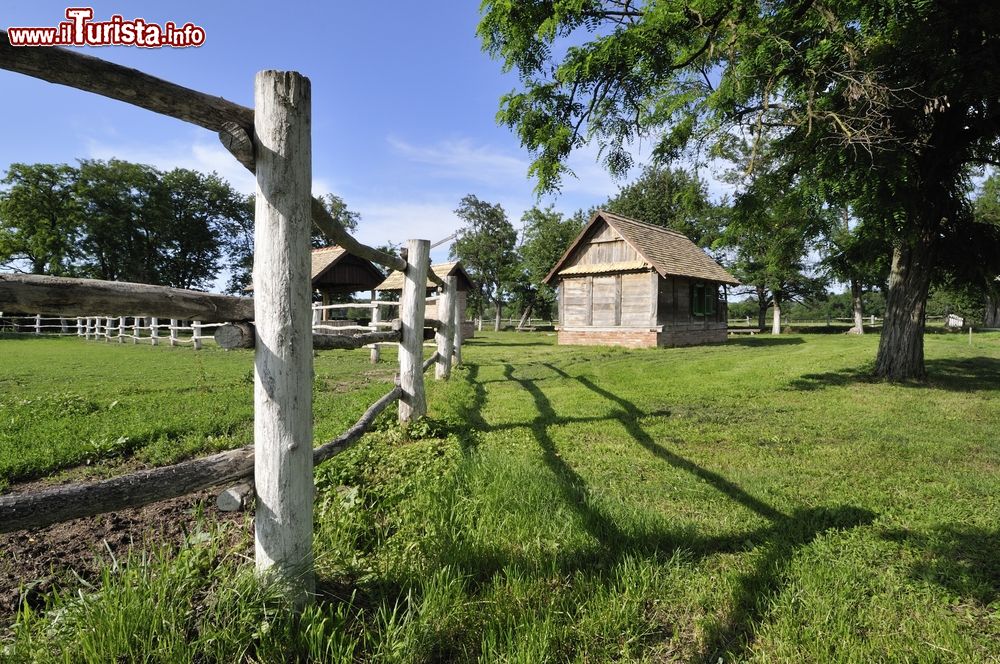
[0,160,364,295]
[449,164,1000,335]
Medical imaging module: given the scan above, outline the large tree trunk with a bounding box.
[848,278,865,334]
[874,235,935,381]
[771,290,783,335]
[494,301,502,332]
[757,286,768,331]
[985,293,1000,328]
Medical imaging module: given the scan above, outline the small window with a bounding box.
[690,282,717,317]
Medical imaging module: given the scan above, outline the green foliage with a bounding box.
[0,163,82,275]
[450,195,519,321]
[516,206,586,319]
[605,165,724,248]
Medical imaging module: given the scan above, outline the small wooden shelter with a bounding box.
[376,261,476,339]
[545,211,739,348]
[310,246,385,317]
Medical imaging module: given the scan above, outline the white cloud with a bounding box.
[84,134,258,194]
[386,136,530,187]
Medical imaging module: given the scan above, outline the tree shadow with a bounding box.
[486,361,875,660]
[881,525,1000,607]
[726,336,806,347]
[787,357,1000,392]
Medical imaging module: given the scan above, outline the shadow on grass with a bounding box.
[726,336,806,347]
[788,357,1000,392]
[881,525,1000,607]
[480,361,875,660]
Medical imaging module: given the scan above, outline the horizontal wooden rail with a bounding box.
[214,321,408,350]
[0,275,253,322]
[0,31,411,282]
[0,30,253,135]
[422,351,439,373]
[0,385,402,534]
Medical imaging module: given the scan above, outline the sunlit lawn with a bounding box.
[3,330,999,662]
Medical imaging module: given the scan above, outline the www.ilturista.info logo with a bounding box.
[7,8,206,48]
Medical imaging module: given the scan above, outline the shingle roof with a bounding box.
[311,246,347,282]
[375,261,474,291]
[544,211,739,285]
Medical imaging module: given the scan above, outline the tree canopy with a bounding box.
[479,0,1000,379]
[451,194,519,330]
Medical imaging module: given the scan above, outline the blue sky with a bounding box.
[1,1,684,278]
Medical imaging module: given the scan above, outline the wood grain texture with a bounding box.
[0,30,253,134]
[398,239,429,422]
[0,274,254,322]
[435,276,455,379]
[252,70,314,600]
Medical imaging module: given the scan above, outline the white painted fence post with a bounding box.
[193,320,203,350]
[453,288,463,366]
[60,317,68,333]
[76,317,83,337]
[105,316,113,342]
[34,314,41,335]
[170,319,178,346]
[399,238,429,422]
[311,306,320,331]
[253,69,314,603]
[435,276,455,380]
[150,317,159,346]
[132,317,140,344]
[118,316,126,343]
[370,290,381,364]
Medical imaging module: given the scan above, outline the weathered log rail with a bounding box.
[0,31,464,599]
[0,384,403,534]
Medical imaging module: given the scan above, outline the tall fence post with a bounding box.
[253,69,314,603]
[34,313,41,335]
[370,289,381,364]
[170,319,178,346]
[435,276,455,380]
[399,238,429,422]
[105,316,112,342]
[193,320,203,350]
[118,316,126,343]
[132,317,140,344]
[76,317,83,337]
[453,293,463,366]
[150,317,159,346]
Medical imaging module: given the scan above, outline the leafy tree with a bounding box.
[518,206,586,321]
[478,0,1000,380]
[0,163,82,275]
[451,194,518,331]
[819,209,891,334]
[75,159,164,284]
[605,166,723,248]
[969,174,1000,327]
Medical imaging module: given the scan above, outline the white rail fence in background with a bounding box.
[1,300,424,352]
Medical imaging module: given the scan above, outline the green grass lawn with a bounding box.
[2,331,999,662]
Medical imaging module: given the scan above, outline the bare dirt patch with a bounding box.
[0,490,252,623]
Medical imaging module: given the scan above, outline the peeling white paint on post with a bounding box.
[150,317,159,346]
[435,276,455,380]
[452,289,463,366]
[252,69,314,603]
[370,289,381,364]
[398,239,429,422]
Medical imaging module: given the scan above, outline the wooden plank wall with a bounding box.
[562,223,640,267]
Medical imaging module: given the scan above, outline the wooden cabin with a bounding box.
[375,261,476,340]
[310,246,385,320]
[545,211,739,348]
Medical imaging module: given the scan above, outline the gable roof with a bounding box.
[375,261,474,292]
[543,210,739,286]
[311,246,347,282]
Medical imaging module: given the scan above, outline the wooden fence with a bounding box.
[0,31,458,604]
